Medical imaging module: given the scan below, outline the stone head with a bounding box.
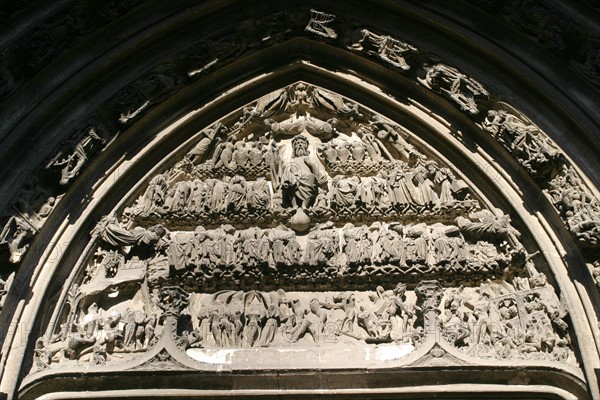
[106,311,121,327]
[309,298,320,313]
[292,135,310,157]
[530,273,547,288]
[394,282,407,296]
[88,303,98,314]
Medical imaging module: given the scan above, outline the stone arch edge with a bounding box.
[1,59,594,398]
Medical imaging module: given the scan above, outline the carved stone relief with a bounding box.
[33,262,575,371]
[418,64,489,115]
[31,83,576,376]
[474,102,600,255]
[502,0,580,53]
[45,121,110,186]
[0,177,61,263]
[546,165,600,250]
[0,272,10,312]
[127,84,480,234]
[440,266,575,364]
[349,29,418,71]
[107,65,184,124]
[305,9,337,39]
[480,106,564,181]
[590,261,600,290]
[2,7,597,301]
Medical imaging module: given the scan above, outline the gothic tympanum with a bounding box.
[32,83,576,375]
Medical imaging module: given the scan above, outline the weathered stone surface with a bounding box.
[31,84,575,379]
[1,3,599,399]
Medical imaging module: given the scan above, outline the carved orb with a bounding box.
[430,348,446,358]
[289,208,311,233]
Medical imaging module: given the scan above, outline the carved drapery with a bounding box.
[1,6,599,314]
[28,84,577,384]
[0,3,598,399]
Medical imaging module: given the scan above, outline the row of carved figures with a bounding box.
[92,208,522,279]
[163,222,511,274]
[34,271,574,369]
[133,162,473,220]
[189,113,418,177]
[190,287,411,348]
[185,271,573,367]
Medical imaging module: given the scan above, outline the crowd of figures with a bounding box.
[134,173,273,221]
[327,160,473,214]
[547,165,600,250]
[481,108,564,180]
[194,138,273,180]
[478,106,600,253]
[317,128,409,177]
[34,269,576,370]
[35,300,161,369]
[188,285,417,348]
[34,283,419,369]
[24,76,580,373]
[130,142,477,227]
[88,209,524,290]
[187,270,574,367]
[441,268,575,366]
[477,103,600,256]
[164,220,517,279]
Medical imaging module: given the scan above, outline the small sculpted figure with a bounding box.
[289,298,328,342]
[352,29,417,70]
[277,135,328,209]
[212,138,234,169]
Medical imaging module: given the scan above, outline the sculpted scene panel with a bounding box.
[2,8,597,311]
[32,83,577,374]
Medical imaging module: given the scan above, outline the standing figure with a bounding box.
[212,139,234,169]
[387,165,413,210]
[140,174,167,214]
[276,135,329,209]
[226,175,248,213]
[411,161,438,209]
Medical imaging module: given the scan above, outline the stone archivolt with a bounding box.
[31,83,577,378]
[2,8,599,311]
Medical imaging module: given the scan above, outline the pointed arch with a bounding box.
[0,2,598,399]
